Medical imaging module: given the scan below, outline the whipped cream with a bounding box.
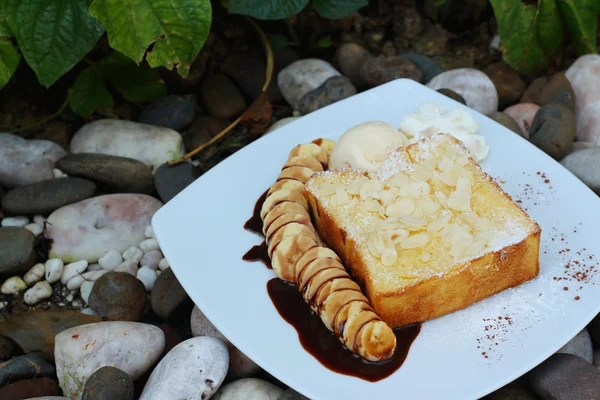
[398,102,489,161]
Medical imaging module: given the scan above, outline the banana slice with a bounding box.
[288,143,328,166]
[297,257,345,291]
[334,300,371,337]
[271,235,318,282]
[260,189,308,220]
[310,277,362,310]
[265,213,314,241]
[315,138,336,159]
[284,156,324,172]
[343,310,380,352]
[262,202,310,236]
[267,179,307,197]
[267,223,319,257]
[278,166,316,184]
[319,289,368,331]
[356,320,397,362]
[295,246,340,284]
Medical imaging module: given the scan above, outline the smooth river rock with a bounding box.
[0,227,36,276]
[556,329,593,363]
[0,377,62,399]
[0,133,67,189]
[212,378,284,400]
[138,94,196,131]
[278,59,341,111]
[560,148,600,194]
[529,103,576,160]
[1,177,96,215]
[55,321,165,400]
[82,366,134,400]
[56,153,154,194]
[503,103,540,139]
[88,272,149,321]
[70,119,185,169]
[0,353,56,387]
[565,54,600,144]
[46,194,162,263]
[139,336,229,400]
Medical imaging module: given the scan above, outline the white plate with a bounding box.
[152,79,600,400]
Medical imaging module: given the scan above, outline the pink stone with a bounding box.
[565,55,600,144]
[503,103,540,139]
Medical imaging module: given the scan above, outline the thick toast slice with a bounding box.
[306,133,541,328]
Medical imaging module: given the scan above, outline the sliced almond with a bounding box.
[400,233,430,249]
[381,188,399,207]
[427,213,451,233]
[389,228,409,244]
[416,197,440,216]
[410,164,433,182]
[381,247,398,266]
[347,177,369,195]
[386,198,415,217]
[363,199,383,213]
[387,173,410,188]
[465,238,487,257]
[336,187,350,205]
[401,215,426,231]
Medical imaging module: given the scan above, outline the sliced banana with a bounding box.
[267,223,319,257]
[265,213,314,241]
[319,289,368,331]
[288,143,328,166]
[278,166,317,184]
[262,202,310,236]
[311,278,362,310]
[271,235,319,282]
[294,246,341,284]
[284,156,324,172]
[260,189,308,220]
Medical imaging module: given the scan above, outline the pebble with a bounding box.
[503,103,540,138]
[487,112,522,135]
[137,266,158,291]
[181,116,230,160]
[571,141,599,153]
[82,366,134,400]
[192,305,261,380]
[24,223,43,236]
[0,377,62,399]
[45,259,64,283]
[278,59,341,110]
[0,227,36,276]
[200,74,247,119]
[24,281,53,305]
[426,68,498,115]
[0,133,67,188]
[1,177,96,215]
[153,162,201,203]
[526,353,600,399]
[221,54,282,102]
[139,95,196,131]
[56,153,154,194]
[298,76,356,115]
[565,54,600,143]
[560,148,600,194]
[99,249,123,271]
[115,260,138,276]
[212,378,284,400]
[140,238,159,252]
[139,336,229,400]
[88,272,148,321]
[264,117,300,135]
[55,321,165,400]
[359,55,423,88]
[141,250,162,270]
[535,72,575,110]
[483,384,538,400]
[556,329,593,363]
[0,353,55,387]
[145,225,154,238]
[0,335,23,362]
[53,168,68,178]
[399,52,445,83]
[1,216,29,227]
[1,276,27,295]
[33,215,45,225]
[0,309,101,361]
[483,62,525,109]
[67,270,108,291]
[46,194,162,263]
[70,119,185,169]
[278,389,310,400]
[60,260,88,285]
[80,281,94,304]
[336,42,371,89]
[158,258,169,271]
[437,88,466,105]
[123,246,144,263]
[529,103,576,160]
[150,267,188,320]
[589,314,600,345]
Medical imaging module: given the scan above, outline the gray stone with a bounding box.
[56,153,154,194]
[560,148,600,193]
[0,335,23,362]
[488,112,523,135]
[556,329,593,363]
[0,133,67,189]
[400,52,445,83]
[278,388,310,400]
[588,313,600,346]
[1,177,96,215]
[0,227,36,276]
[154,162,201,203]
[88,272,149,322]
[298,76,356,115]
[484,62,526,109]
[481,384,538,400]
[277,59,340,111]
[529,103,576,160]
[359,56,423,88]
[181,116,230,161]
[200,74,247,119]
[150,268,189,320]
[437,88,466,105]
[336,43,371,89]
[571,142,599,153]
[536,72,575,110]
[212,378,284,400]
[527,353,600,400]
[0,353,56,387]
[138,95,196,131]
[82,366,134,400]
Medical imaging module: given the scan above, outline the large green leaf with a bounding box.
[96,52,166,103]
[226,0,308,20]
[68,67,114,118]
[313,0,367,19]
[89,0,212,77]
[490,0,565,75]
[0,0,11,37]
[0,38,20,88]
[5,0,105,87]
[556,0,600,55]
[537,0,565,57]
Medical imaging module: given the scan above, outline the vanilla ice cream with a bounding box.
[399,102,489,161]
[329,121,408,171]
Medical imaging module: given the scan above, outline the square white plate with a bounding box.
[153,79,600,400]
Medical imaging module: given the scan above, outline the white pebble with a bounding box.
[158,258,170,271]
[23,263,45,286]
[53,168,68,178]
[145,225,154,238]
[45,258,64,283]
[66,293,74,302]
[1,276,27,295]
[80,281,94,304]
[66,275,85,290]
[87,263,102,271]
[80,306,98,316]
[60,260,88,284]
[156,270,162,276]
[123,246,143,263]
[33,215,46,225]
[24,223,43,236]
[141,250,163,270]
[24,281,53,305]
[98,249,123,271]
[137,266,157,291]
[139,238,159,252]
[1,216,29,227]
[115,260,138,276]
[82,270,108,282]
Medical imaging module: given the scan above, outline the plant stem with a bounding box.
[284,18,301,47]
[8,97,69,134]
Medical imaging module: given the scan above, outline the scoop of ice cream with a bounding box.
[398,102,489,161]
[329,121,408,171]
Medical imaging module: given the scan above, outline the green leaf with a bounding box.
[5,0,105,87]
[313,0,367,19]
[269,33,292,52]
[96,52,166,103]
[316,35,333,48]
[68,67,114,118]
[0,0,12,37]
[490,0,565,75]
[0,38,20,88]
[556,0,600,55]
[227,0,308,20]
[89,0,212,77]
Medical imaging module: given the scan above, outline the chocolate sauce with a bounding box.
[244,189,268,236]
[242,241,272,269]
[267,278,421,382]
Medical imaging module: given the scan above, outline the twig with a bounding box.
[167,17,274,166]
[8,97,69,134]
